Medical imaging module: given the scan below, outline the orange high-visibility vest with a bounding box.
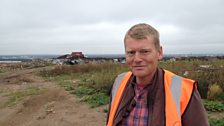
[107,70,194,126]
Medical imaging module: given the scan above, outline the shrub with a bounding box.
[207,83,223,100]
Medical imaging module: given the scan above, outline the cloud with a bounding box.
[0,0,224,54]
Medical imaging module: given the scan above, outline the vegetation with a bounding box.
[209,118,224,126]
[39,59,224,124]
[0,67,11,73]
[204,100,224,112]
[0,87,47,108]
[0,61,53,74]
[40,62,128,107]
[207,83,223,100]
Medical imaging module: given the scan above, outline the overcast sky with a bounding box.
[0,0,224,55]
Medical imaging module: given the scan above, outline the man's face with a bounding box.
[125,36,163,80]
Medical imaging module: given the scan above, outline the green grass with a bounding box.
[80,93,109,108]
[209,118,224,126]
[206,100,224,125]
[0,67,12,73]
[204,100,224,112]
[0,87,47,108]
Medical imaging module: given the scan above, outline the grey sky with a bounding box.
[0,0,224,55]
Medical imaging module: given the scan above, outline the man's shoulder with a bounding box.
[116,72,128,79]
[113,72,129,87]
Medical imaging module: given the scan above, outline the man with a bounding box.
[107,23,209,126]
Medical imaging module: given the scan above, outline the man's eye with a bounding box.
[140,50,150,54]
[126,51,136,56]
[127,51,135,54]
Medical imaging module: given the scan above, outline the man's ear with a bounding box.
[158,46,163,60]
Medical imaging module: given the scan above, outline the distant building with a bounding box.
[70,52,85,59]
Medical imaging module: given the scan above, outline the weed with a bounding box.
[0,87,47,108]
[207,83,223,100]
[39,60,224,109]
[80,93,109,108]
[73,86,95,97]
[204,100,224,112]
[217,92,224,101]
[103,108,108,113]
[209,118,224,126]
[0,67,11,73]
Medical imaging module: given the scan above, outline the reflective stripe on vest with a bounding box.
[107,70,194,126]
[107,71,132,126]
[164,70,194,126]
[111,72,128,105]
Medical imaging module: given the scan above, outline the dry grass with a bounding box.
[207,83,223,100]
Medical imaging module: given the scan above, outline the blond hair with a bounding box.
[124,23,160,49]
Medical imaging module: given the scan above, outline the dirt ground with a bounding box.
[0,65,107,126]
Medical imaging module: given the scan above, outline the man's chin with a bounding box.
[132,71,145,78]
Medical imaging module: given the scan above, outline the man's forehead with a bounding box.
[125,35,153,41]
[126,48,152,51]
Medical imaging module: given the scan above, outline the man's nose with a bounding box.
[133,52,142,62]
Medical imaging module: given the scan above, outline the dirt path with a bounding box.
[0,66,107,126]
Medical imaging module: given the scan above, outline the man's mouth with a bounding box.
[132,66,145,69]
